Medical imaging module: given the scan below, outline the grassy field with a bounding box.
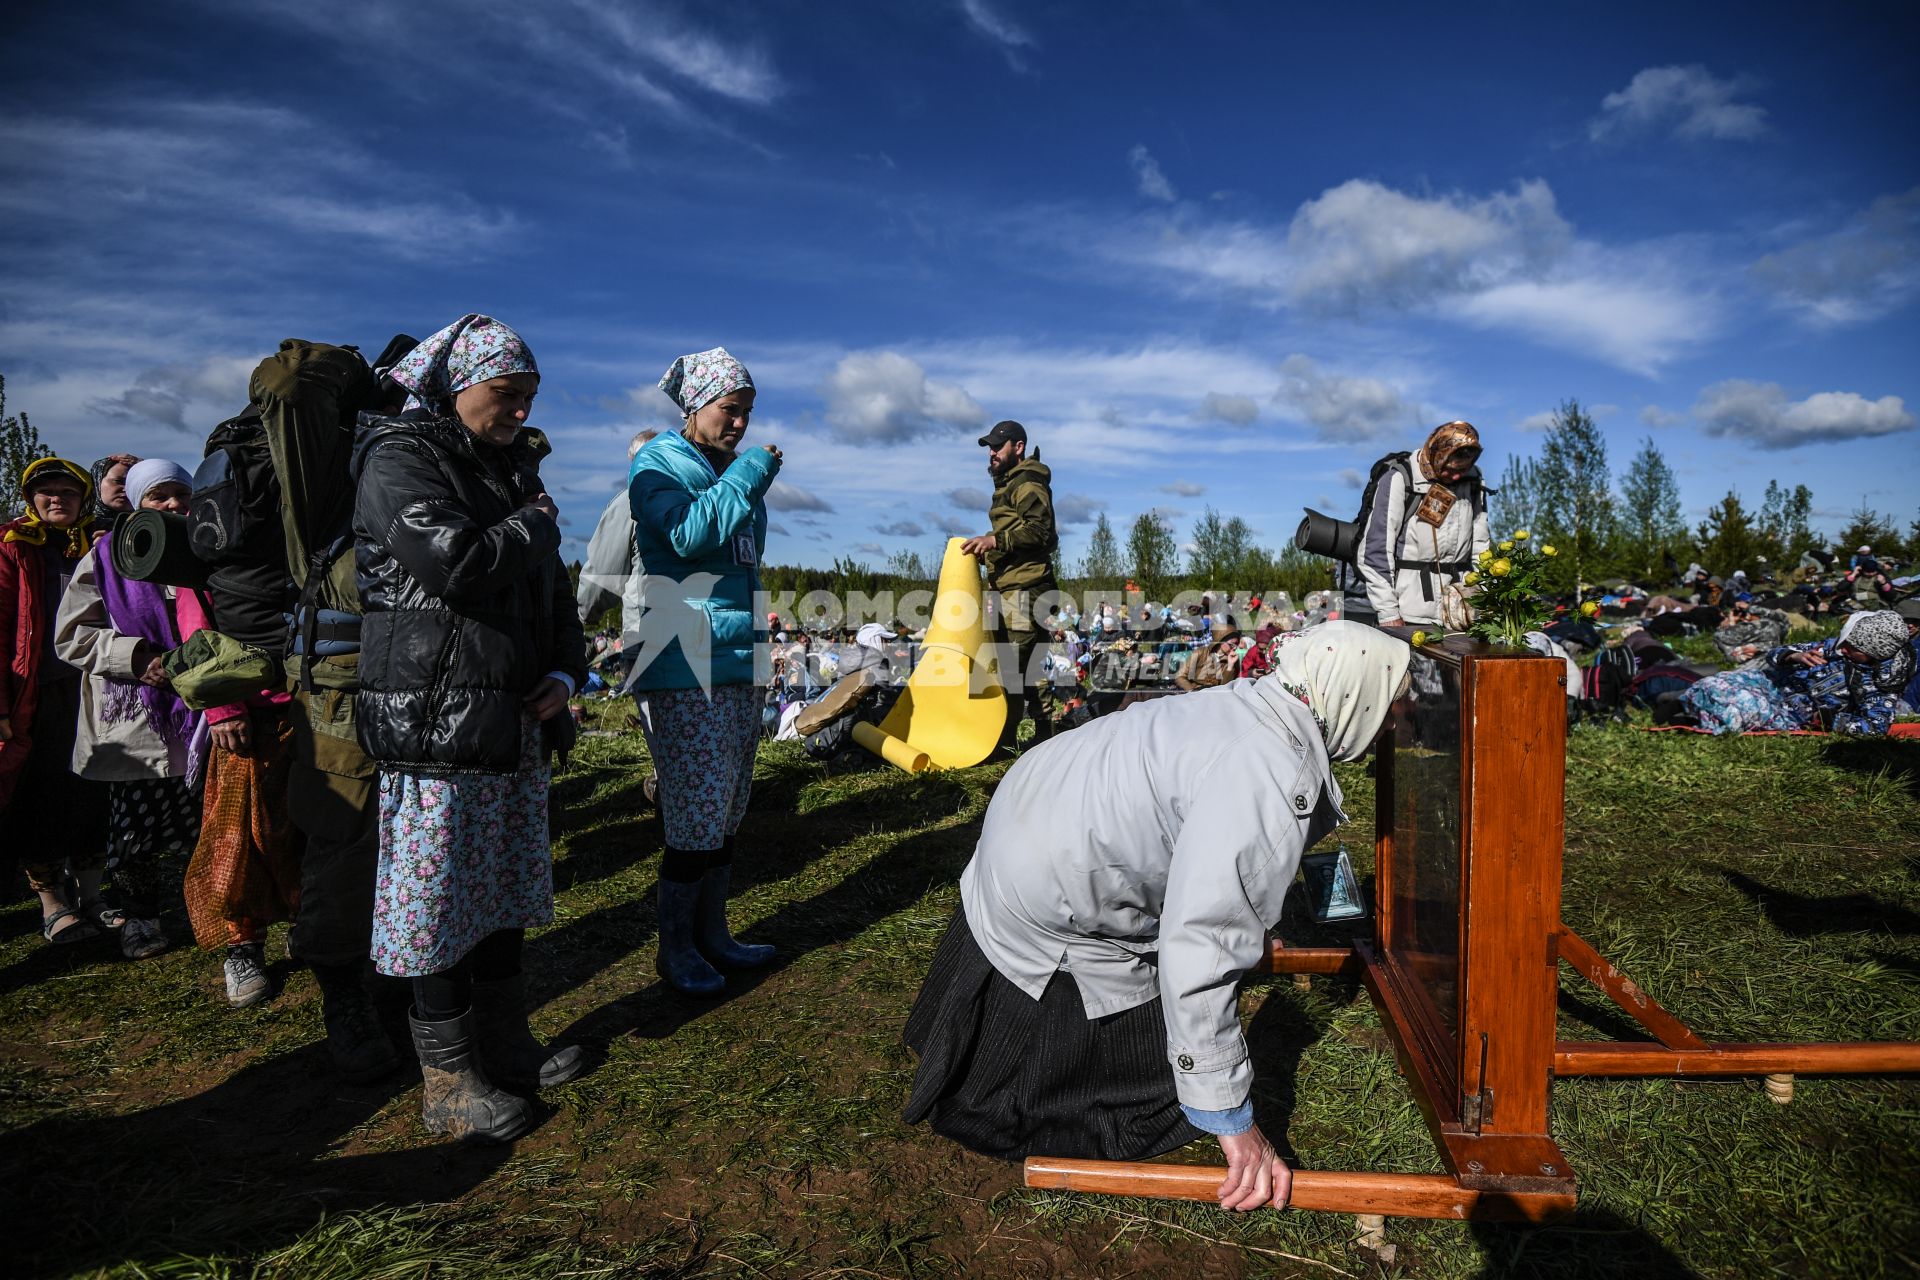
[2,708,1916,1279]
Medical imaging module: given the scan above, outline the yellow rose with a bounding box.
[1500,540,1514,552]
[1513,529,1530,540]
[1463,570,1479,586]
[1410,630,1429,647]
[1490,558,1512,577]
[1580,601,1601,618]
[1478,549,1494,565]
[1541,544,1558,557]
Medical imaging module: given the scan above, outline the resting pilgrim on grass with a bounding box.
[903,620,1411,1212]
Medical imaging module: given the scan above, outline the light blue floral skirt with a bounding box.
[370,717,554,977]
[1681,669,1806,735]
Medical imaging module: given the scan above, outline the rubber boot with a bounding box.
[408,1009,535,1143]
[694,865,775,971]
[316,964,400,1084]
[472,973,585,1090]
[655,879,724,996]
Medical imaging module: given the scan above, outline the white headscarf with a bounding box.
[1268,620,1412,761]
[124,458,193,509]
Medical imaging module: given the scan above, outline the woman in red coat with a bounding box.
[1,457,112,944]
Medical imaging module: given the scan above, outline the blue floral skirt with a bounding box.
[1681,669,1807,735]
[370,717,554,977]
[633,683,760,851]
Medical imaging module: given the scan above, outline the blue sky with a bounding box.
[2,0,1916,568]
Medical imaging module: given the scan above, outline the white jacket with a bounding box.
[1355,452,1490,625]
[53,546,194,782]
[577,489,647,638]
[960,677,1344,1113]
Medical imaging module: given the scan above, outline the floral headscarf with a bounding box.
[1266,621,1412,761]
[5,456,99,557]
[387,314,538,415]
[90,453,141,519]
[1414,420,1480,528]
[658,347,754,417]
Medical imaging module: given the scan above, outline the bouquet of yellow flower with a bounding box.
[1457,530,1570,648]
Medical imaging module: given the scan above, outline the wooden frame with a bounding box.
[1022,632,1920,1222]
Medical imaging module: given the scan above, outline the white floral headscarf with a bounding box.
[658,347,753,416]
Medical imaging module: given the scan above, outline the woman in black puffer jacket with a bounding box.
[351,314,587,1144]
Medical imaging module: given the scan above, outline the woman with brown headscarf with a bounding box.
[1350,421,1491,628]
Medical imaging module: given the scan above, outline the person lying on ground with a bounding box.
[1680,610,1912,737]
[1713,597,1791,666]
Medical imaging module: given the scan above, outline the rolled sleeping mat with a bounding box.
[1295,508,1361,563]
[112,510,211,588]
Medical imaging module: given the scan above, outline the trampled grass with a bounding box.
[2,714,1916,1278]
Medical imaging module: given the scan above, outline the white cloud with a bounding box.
[1084,176,1711,374]
[931,511,977,536]
[1273,354,1423,442]
[820,351,988,443]
[0,101,516,260]
[1692,380,1915,450]
[874,519,926,537]
[1335,468,1365,489]
[1450,265,1716,377]
[1196,391,1259,425]
[1640,405,1683,428]
[1284,179,1571,310]
[1128,144,1176,203]
[1162,480,1207,497]
[958,0,1034,58]
[1589,65,1768,142]
[1752,188,1920,327]
[1515,411,1556,434]
[766,480,834,513]
[84,355,257,432]
[1055,493,1106,525]
[945,486,990,508]
[566,0,784,104]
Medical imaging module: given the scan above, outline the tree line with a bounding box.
[1491,399,1917,589]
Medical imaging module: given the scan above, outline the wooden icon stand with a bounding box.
[1024,634,1920,1225]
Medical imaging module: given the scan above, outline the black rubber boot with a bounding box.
[656,879,724,996]
[472,974,585,1090]
[408,1009,535,1143]
[316,964,400,1084]
[694,866,775,972]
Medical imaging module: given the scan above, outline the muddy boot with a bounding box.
[694,866,775,972]
[472,974,585,1090]
[655,879,724,996]
[316,964,400,1084]
[409,1009,535,1143]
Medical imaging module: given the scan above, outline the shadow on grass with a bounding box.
[0,1042,517,1279]
[1471,1208,1703,1278]
[1712,866,1920,938]
[1818,738,1920,795]
[537,779,978,1053]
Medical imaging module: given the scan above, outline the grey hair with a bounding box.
[628,428,660,460]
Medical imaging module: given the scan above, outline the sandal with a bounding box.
[79,898,128,933]
[41,908,99,946]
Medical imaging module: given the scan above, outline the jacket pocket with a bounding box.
[703,601,753,652]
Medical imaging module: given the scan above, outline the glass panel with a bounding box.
[1389,652,1463,1042]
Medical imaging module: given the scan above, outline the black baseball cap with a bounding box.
[978,419,1027,448]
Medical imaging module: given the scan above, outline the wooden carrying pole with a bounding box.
[1023,1158,1574,1222]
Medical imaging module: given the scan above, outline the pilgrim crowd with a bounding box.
[3,316,1915,1207]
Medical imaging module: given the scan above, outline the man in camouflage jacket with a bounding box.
[962,420,1059,749]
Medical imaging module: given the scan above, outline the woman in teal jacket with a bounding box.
[628,347,783,994]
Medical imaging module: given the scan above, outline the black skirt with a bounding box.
[902,909,1205,1162]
